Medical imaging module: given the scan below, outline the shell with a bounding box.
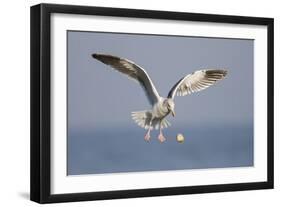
[176,134,184,143]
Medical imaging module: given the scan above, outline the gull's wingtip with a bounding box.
[91,53,121,62]
[222,69,228,77]
[206,69,228,77]
[92,53,98,59]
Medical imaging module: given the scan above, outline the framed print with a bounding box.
[30,3,274,203]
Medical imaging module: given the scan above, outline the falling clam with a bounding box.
[176,134,185,143]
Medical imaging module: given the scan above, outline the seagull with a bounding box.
[92,53,227,143]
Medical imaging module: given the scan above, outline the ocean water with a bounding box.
[67,124,253,175]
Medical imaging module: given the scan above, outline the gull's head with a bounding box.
[164,98,175,117]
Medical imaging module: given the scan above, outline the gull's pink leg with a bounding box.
[158,122,166,143]
[144,128,151,142]
[144,119,152,142]
[158,131,166,143]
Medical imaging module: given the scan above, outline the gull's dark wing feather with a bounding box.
[92,53,160,105]
[168,69,227,99]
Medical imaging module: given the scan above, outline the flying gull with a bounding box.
[92,53,227,142]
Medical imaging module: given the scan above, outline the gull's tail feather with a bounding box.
[131,110,171,130]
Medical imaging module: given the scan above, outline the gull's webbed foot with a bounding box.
[144,131,151,142]
[158,133,166,143]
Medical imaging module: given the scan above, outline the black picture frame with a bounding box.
[30,3,274,204]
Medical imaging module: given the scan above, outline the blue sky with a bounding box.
[67,31,253,175]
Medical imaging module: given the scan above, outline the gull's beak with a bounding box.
[171,109,176,117]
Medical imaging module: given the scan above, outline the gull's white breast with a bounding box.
[152,98,169,118]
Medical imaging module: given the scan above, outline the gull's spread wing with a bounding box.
[168,69,227,99]
[92,53,160,105]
